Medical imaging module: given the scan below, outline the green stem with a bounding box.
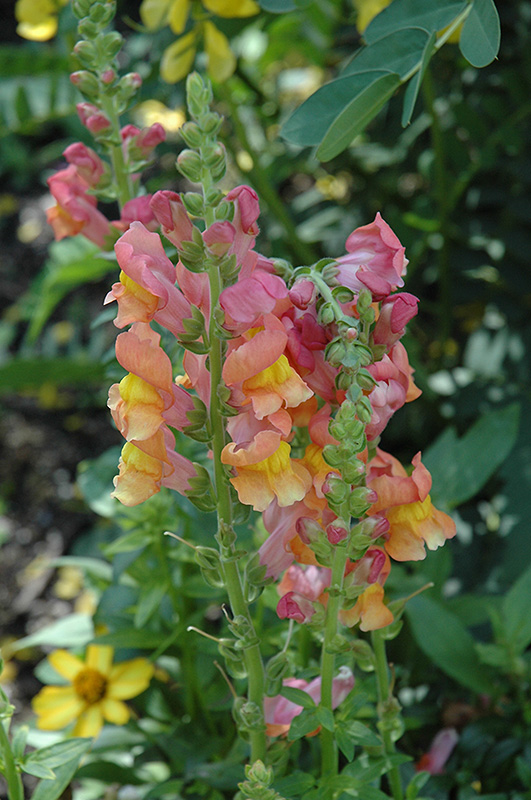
[371,631,403,800]
[99,95,134,211]
[220,86,316,266]
[203,170,266,764]
[0,719,24,800]
[320,530,349,776]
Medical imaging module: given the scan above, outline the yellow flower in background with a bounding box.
[141,0,259,83]
[33,645,154,737]
[15,0,69,41]
[352,0,461,42]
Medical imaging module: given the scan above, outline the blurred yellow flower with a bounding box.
[141,0,259,83]
[33,645,154,737]
[15,0,69,41]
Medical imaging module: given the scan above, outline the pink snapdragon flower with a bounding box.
[336,213,407,299]
[63,143,105,187]
[76,102,111,134]
[366,341,421,439]
[416,728,459,774]
[46,165,112,248]
[373,292,419,349]
[264,667,354,737]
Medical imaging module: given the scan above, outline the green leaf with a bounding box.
[316,72,402,161]
[406,595,496,694]
[282,70,398,147]
[10,614,94,652]
[77,448,121,518]
[459,0,500,68]
[51,556,113,583]
[258,0,297,10]
[102,528,153,555]
[343,27,430,81]
[0,357,107,394]
[280,686,317,709]
[423,403,520,509]
[22,763,56,780]
[135,580,170,628]
[364,0,467,42]
[335,720,381,761]
[401,31,436,126]
[287,709,320,740]
[502,561,531,653]
[31,739,93,800]
[92,627,164,649]
[274,772,316,797]
[24,739,93,773]
[316,705,335,732]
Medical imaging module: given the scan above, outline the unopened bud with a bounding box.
[70,70,99,96]
[318,302,336,326]
[181,121,203,148]
[326,521,349,544]
[322,444,342,467]
[325,339,347,367]
[78,17,98,38]
[73,39,96,67]
[356,289,373,314]
[333,286,354,304]
[341,459,366,485]
[177,149,203,182]
[199,111,222,134]
[295,516,324,544]
[356,395,373,424]
[348,487,377,517]
[101,68,116,84]
[289,279,315,310]
[356,368,377,391]
[323,473,349,505]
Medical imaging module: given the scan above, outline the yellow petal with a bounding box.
[140,0,173,29]
[73,704,105,738]
[168,0,191,34]
[203,0,259,17]
[86,645,114,676]
[204,21,236,83]
[33,687,85,730]
[160,30,197,84]
[352,0,391,34]
[100,697,131,726]
[108,659,155,699]
[17,19,57,40]
[48,650,84,681]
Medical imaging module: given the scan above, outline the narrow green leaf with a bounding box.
[316,72,402,161]
[401,31,436,126]
[502,562,531,654]
[31,739,93,800]
[282,70,393,147]
[92,628,164,648]
[423,404,520,509]
[24,739,93,769]
[21,763,56,780]
[335,723,355,761]
[287,709,320,740]
[103,529,152,555]
[0,357,107,394]
[280,685,317,709]
[406,595,496,694]
[364,0,467,43]
[274,772,316,797]
[316,705,335,732]
[459,0,500,67]
[343,27,430,81]
[10,614,94,652]
[135,580,170,628]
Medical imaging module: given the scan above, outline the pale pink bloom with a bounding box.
[264,667,354,737]
[114,196,157,233]
[203,221,236,256]
[336,212,407,300]
[107,222,192,336]
[76,102,111,134]
[278,564,330,600]
[416,728,459,774]
[277,591,317,623]
[47,165,112,248]
[220,270,289,330]
[282,309,337,403]
[63,143,105,187]
[223,185,261,278]
[150,190,194,248]
[366,341,421,439]
[122,123,166,156]
[181,351,211,407]
[259,499,318,577]
[289,279,316,310]
[373,292,419,349]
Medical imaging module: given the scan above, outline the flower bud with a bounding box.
[101,68,116,85]
[70,70,100,97]
[341,459,366,485]
[323,473,349,505]
[289,279,315,310]
[318,301,336,326]
[295,516,324,544]
[356,395,373,424]
[356,289,373,315]
[356,368,377,391]
[322,444,342,467]
[78,18,98,38]
[199,111,222,134]
[325,339,347,368]
[181,121,203,149]
[277,591,316,624]
[73,39,96,67]
[177,149,203,183]
[348,487,378,517]
[76,102,111,134]
[326,521,349,544]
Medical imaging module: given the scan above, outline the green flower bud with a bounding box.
[323,474,349,505]
[177,149,203,182]
[78,18,98,38]
[181,121,203,148]
[322,444,342,467]
[356,289,373,315]
[199,111,222,134]
[341,459,366,485]
[332,285,354,303]
[356,395,373,424]
[318,302,336,326]
[348,486,377,517]
[73,39,96,68]
[101,31,124,60]
[356,368,377,390]
[70,70,100,97]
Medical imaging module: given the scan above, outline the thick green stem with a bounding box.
[203,173,266,763]
[99,95,134,211]
[320,529,349,776]
[0,719,24,800]
[371,631,403,800]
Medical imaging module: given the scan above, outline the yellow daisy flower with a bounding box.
[15,0,69,42]
[32,645,154,738]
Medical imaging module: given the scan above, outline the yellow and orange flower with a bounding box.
[33,645,154,738]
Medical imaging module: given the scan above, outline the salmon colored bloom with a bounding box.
[32,645,154,737]
[222,440,311,513]
[47,165,112,248]
[367,449,456,561]
[366,341,421,439]
[343,583,394,631]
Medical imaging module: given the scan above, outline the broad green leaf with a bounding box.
[423,403,520,509]
[343,27,430,81]
[459,0,500,67]
[340,720,381,747]
[364,0,467,42]
[406,595,495,694]
[342,754,411,785]
[77,448,121,518]
[21,763,56,780]
[24,739,93,770]
[282,70,394,147]
[280,686,317,709]
[401,31,436,126]
[287,709,320,740]
[0,357,107,394]
[274,772,316,797]
[317,72,402,161]
[502,561,531,653]
[10,614,94,652]
[31,739,93,800]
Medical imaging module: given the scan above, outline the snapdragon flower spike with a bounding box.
[106,221,192,336]
[365,341,421,439]
[264,667,354,737]
[372,292,419,349]
[367,449,456,561]
[63,142,106,187]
